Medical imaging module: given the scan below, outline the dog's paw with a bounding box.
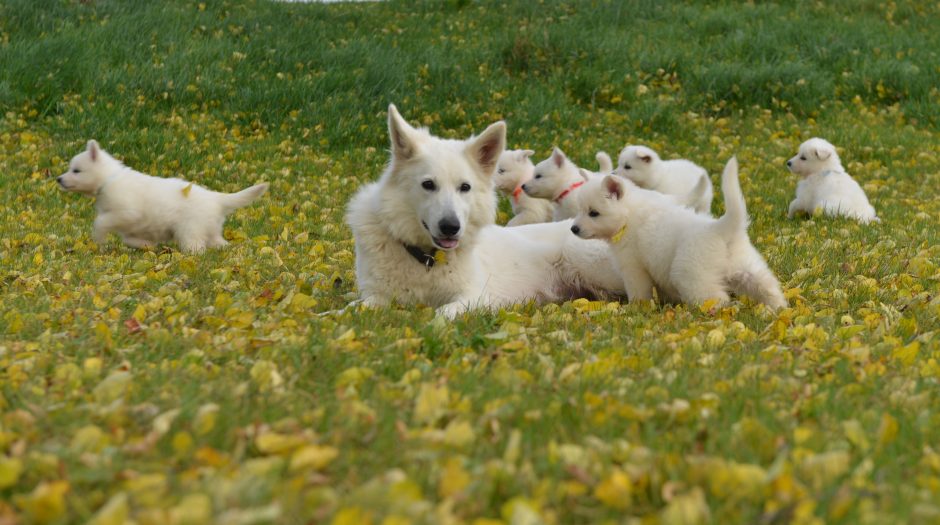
[436,301,468,319]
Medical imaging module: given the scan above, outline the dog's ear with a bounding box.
[603,175,624,200]
[465,121,506,176]
[813,146,832,161]
[595,151,613,173]
[578,168,592,182]
[388,104,420,162]
[521,149,535,159]
[552,147,567,168]
[639,154,652,164]
[87,140,100,162]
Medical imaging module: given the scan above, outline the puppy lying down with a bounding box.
[57,140,268,253]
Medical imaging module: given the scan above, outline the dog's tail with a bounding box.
[219,183,269,213]
[714,157,747,238]
[596,151,613,173]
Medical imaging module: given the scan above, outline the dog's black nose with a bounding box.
[521,184,527,192]
[438,218,461,236]
[786,160,792,167]
[570,225,580,235]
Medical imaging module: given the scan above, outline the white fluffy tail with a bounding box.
[220,183,269,213]
[714,157,747,238]
[595,151,613,173]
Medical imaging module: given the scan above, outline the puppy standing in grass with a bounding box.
[523,148,610,221]
[57,140,269,253]
[786,137,878,223]
[614,145,713,214]
[494,149,554,226]
[571,157,787,309]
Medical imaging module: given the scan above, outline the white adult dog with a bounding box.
[57,140,268,252]
[522,148,610,221]
[494,149,554,226]
[570,158,786,309]
[346,105,626,317]
[786,137,878,223]
[614,145,713,214]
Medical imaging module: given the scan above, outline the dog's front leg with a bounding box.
[787,199,804,219]
[437,299,471,319]
[92,214,115,245]
[620,257,655,303]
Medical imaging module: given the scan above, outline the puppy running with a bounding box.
[57,140,268,252]
[523,148,609,221]
[494,149,554,226]
[786,137,878,223]
[614,145,713,214]
[571,157,787,309]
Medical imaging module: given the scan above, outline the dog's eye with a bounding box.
[421,180,436,191]
[72,168,81,173]
[622,164,631,170]
[459,183,471,193]
[588,209,600,218]
[799,156,806,161]
[497,168,505,174]
[534,173,542,179]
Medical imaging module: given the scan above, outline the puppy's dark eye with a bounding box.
[588,210,600,218]
[622,164,631,170]
[799,156,806,161]
[73,168,81,173]
[534,173,542,179]
[421,180,436,191]
[459,183,471,193]
[497,168,505,174]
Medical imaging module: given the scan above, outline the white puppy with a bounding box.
[614,145,713,214]
[786,137,878,223]
[346,105,626,317]
[57,140,268,252]
[522,148,591,221]
[494,149,554,226]
[571,157,786,309]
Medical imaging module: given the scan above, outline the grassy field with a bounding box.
[2,0,940,523]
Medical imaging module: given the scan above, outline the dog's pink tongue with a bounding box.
[438,238,459,249]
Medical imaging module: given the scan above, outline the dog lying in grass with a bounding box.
[494,149,554,226]
[614,145,713,214]
[786,137,879,224]
[571,157,787,309]
[522,148,611,221]
[346,105,626,317]
[57,140,268,253]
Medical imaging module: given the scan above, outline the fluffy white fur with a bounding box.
[57,140,268,253]
[571,157,786,309]
[786,137,878,223]
[346,105,626,317]
[522,148,591,221]
[494,149,554,226]
[614,145,713,214]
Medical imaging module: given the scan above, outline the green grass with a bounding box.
[2,0,940,523]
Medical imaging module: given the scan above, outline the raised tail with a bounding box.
[714,157,748,237]
[596,151,613,173]
[219,183,269,213]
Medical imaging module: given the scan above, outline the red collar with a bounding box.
[554,181,585,203]
[512,185,524,204]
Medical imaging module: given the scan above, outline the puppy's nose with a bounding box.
[521,183,527,191]
[438,217,461,236]
[786,160,792,167]
[570,225,580,235]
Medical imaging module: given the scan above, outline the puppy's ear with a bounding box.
[639,154,652,164]
[578,168,592,181]
[465,121,506,176]
[813,146,832,161]
[603,175,625,200]
[521,149,535,159]
[388,104,420,162]
[552,147,567,168]
[595,151,612,173]
[87,140,100,162]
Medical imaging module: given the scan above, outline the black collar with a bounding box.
[404,243,438,269]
